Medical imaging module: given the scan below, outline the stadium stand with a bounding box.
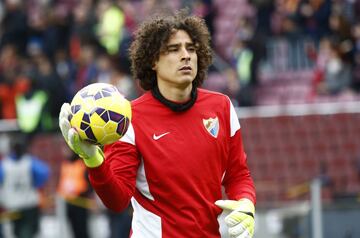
[238,102,360,206]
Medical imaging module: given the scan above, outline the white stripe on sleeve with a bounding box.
[119,122,135,145]
[229,100,241,137]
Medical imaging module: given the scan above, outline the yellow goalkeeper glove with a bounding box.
[59,103,104,168]
[215,198,255,238]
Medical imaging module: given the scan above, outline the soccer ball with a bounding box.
[69,83,132,145]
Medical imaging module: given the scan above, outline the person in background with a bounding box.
[350,22,360,92]
[15,75,53,134]
[57,152,94,238]
[106,208,132,238]
[0,133,50,238]
[230,34,257,107]
[73,43,99,94]
[0,44,28,120]
[59,10,256,237]
[0,171,3,238]
[95,52,139,100]
[96,0,125,56]
[30,52,67,122]
[316,40,352,95]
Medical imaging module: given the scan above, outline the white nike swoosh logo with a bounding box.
[153,132,170,140]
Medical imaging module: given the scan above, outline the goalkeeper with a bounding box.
[59,9,256,238]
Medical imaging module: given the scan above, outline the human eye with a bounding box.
[167,46,178,52]
[187,45,196,52]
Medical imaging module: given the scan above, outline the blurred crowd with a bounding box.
[1,0,360,126]
[0,0,218,131]
[218,0,360,106]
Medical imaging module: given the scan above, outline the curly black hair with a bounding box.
[129,9,213,91]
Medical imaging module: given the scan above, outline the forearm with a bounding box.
[88,141,140,212]
[224,130,256,203]
[225,173,256,204]
[88,162,135,212]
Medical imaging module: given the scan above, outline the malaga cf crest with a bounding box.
[203,117,219,138]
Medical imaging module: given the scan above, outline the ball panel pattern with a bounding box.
[85,127,97,142]
[69,83,132,145]
[82,113,90,123]
[116,117,129,136]
[100,111,110,122]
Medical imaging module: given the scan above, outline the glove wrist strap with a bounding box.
[82,147,104,168]
[237,198,255,215]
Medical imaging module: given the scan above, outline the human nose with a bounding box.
[181,48,191,61]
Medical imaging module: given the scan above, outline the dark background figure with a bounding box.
[295,0,332,41]
[231,33,259,107]
[107,207,132,238]
[15,74,54,135]
[0,1,28,55]
[0,44,29,120]
[316,39,352,95]
[57,152,94,238]
[29,52,67,121]
[0,177,3,238]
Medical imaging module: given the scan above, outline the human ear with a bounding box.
[152,61,157,70]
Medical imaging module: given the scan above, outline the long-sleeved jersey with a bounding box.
[88,88,255,237]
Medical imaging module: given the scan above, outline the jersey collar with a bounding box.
[151,86,197,112]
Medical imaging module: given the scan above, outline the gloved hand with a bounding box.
[59,103,104,168]
[215,198,255,238]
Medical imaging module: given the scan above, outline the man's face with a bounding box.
[153,30,198,89]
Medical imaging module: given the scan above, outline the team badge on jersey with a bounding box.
[203,117,219,138]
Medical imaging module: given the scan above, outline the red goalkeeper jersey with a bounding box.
[88,88,255,238]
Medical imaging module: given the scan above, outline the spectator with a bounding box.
[0,0,28,54]
[31,53,67,120]
[54,48,77,101]
[106,208,132,238]
[0,171,3,238]
[73,43,99,94]
[0,133,50,238]
[0,44,28,119]
[15,75,53,134]
[69,0,98,59]
[229,23,258,107]
[317,39,352,95]
[295,0,332,41]
[96,53,139,100]
[189,0,216,40]
[309,36,333,97]
[229,39,254,106]
[328,13,352,43]
[355,0,360,23]
[96,0,125,55]
[350,22,360,92]
[111,65,139,100]
[57,152,94,238]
